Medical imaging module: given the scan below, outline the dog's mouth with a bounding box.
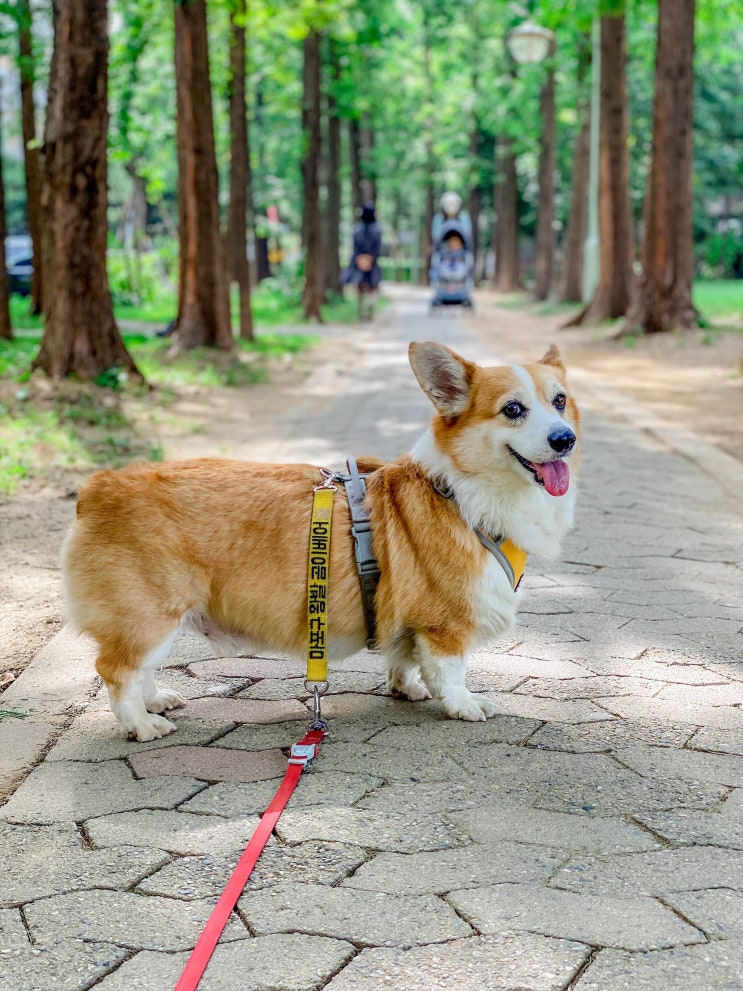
[509,447,571,497]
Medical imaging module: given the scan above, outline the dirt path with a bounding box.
[1,289,741,688]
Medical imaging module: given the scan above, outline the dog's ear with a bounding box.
[539,345,565,372]
[409,341,475,418]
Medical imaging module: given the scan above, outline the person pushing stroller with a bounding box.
[430,191,474,310]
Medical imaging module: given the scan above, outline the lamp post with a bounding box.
[506,18,555,298]
[506,20,553,64]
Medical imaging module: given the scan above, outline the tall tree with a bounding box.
[493,134,521,292]
[627,0,698,332]
[33,0,139,381]
[565,9,634,325]
[226,0,254,340]
[348,117,363,217]
[556,33,592,304]
[0,75,11,341]
[533,38,556,301]
[17,0,43,316]
[301,29,324,321]
[173,0,232,350]
[324,37,342,295]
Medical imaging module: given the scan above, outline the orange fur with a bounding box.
[62,343,581,740]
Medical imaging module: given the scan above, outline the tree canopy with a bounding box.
[0,0,740,372]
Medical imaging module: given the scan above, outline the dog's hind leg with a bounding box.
[96,625,185,742]
[142,628,188,715]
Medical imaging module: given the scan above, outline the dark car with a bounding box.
[5,234,33,296]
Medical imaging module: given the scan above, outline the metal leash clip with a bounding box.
[315,469,340,492]
[304,679,330,735]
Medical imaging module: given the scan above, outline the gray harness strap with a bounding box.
[431,479,524,591]
[342,458,381,649]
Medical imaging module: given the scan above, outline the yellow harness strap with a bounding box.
[306,485,335,683]
[500,539,528,590]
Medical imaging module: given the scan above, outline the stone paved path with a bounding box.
[1,286,742,990]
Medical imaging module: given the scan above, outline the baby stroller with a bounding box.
[430,219,474,310]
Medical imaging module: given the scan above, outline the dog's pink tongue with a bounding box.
[537,459,570,496]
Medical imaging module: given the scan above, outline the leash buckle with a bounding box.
[289,742,319,766]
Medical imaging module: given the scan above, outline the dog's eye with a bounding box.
[501,400,527,420]
[553,393,567,411]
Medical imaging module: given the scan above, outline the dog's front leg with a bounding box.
[416,637,497,722]
[386,629,432,702]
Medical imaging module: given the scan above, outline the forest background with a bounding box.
[0,0,738,441]
[0,0,741,363]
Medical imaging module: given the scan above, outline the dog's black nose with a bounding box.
[548,428,576,455]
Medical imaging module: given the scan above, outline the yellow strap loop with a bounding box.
[501,539,528,590]
[306,486,335,683]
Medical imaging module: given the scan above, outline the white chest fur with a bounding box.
[471,551,519,646]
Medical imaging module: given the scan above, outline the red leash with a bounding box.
[173,727,326,991]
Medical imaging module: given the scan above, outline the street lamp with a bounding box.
[506,20,553,64]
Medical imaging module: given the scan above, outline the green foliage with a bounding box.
[700,232,742,279]
[1,0,741,299]
[107,250,172,307]
[0,333,37,379]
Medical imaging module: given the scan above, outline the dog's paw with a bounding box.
[145,689,188,714]
[442,690,497,722]
[127,713,178,742]
[388,673,432,702]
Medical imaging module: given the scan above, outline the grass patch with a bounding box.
[0,334,39,379]
[0,308,320,497]
[693,279,743,326]
[115,280,362,330]
[0,385,166,496]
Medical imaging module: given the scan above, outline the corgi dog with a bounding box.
[62,342,580,742]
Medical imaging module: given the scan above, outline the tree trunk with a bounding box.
[173,0,232,350]
[18,0,43,316]
[360,122,377,206]
[0,81,11,341]
[494,136,521,292]
[421,182,434,288]
[467,125,481,276]
[120,164,148,251]
[533,40,556,301]
[556,35,591,304]
[226,0,254,340]
[566,11,634,325]
[324,39,342,295]
[301,30,324,322]
[627,0,698,333]
[33,0,139,381]
[348,117,363,217]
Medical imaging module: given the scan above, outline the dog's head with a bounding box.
[409,341,580,497]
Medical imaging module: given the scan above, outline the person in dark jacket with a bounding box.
[341,202,382,320]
